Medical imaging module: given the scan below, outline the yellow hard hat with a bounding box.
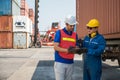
[86,19,100,28]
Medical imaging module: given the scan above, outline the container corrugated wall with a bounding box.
[13,32,31,49]
[76,0,120,39]
[0,0,12,15]
[0,0,20,16]
[20,0,29,17]
[0,16,13,32]
[0,32,13,48]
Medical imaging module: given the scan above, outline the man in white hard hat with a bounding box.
[53,15,80,80]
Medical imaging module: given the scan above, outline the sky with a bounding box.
[26,0,76,34]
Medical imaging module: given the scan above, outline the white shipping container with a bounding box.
[12,0,21,15]
[13,32,31,49]
[13,16,32,33]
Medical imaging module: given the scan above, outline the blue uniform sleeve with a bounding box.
[88,36,106,56]
[54,30,61,43]
[81,36,87,48]
[76,34,80,46]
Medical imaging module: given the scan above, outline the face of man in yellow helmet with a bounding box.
[87,26,98,34]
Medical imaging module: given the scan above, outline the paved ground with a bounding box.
[0,46,120,80]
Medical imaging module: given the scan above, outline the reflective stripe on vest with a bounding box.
[59,30,76,59]
[62,37,76,42]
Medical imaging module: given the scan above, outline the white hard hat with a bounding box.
[64,15,78,25]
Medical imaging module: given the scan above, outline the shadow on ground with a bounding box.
[102,63,120,80]
[31,60,120,80]
[31,60,83,80]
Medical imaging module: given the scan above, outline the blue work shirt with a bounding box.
[82,33,106,80]
[54,27,79,64]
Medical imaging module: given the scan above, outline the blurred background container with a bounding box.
[0,0,20,16]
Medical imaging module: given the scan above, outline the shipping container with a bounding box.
[20,0,29,17]
[0,0,20,16]
[21,0,25,9]
[76,0,120,39]
[29,9,34,17]
[20,9,29,17]
[13,16,32,33]
[0,16,13,32]
[29,9,35,24]
[76,0,120,67]
[31,28,35,41]
[0,32,13,49]
[29,16,35,24]
[21,0,29,10]
[12,0,21,15]
[13,32,31,49]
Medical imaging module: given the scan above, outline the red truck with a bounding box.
[42,22,60,46]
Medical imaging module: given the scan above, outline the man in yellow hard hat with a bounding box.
[82,19,106,80]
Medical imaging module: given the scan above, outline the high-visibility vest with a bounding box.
[59,30,76,59]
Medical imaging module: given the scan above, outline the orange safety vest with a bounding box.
[59,30,76,59]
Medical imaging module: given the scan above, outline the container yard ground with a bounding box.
[0,46,120,80]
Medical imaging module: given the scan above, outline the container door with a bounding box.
[13,32,27,49]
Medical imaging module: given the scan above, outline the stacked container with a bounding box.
[76,0,120,39]
[29,8,35,42]
[20,0,29,17]
[29,9,35,24]
[0,0,35,49]
[0,0,20,16]
[0,16,13,48]
[13,16,32,49]
[13,16,32,33]
[0,0,20,49]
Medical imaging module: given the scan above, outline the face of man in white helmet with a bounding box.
[66,23,75,32]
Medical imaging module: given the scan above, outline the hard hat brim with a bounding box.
[65,21,78,25]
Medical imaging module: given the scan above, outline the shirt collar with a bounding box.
[63,27,72,35]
